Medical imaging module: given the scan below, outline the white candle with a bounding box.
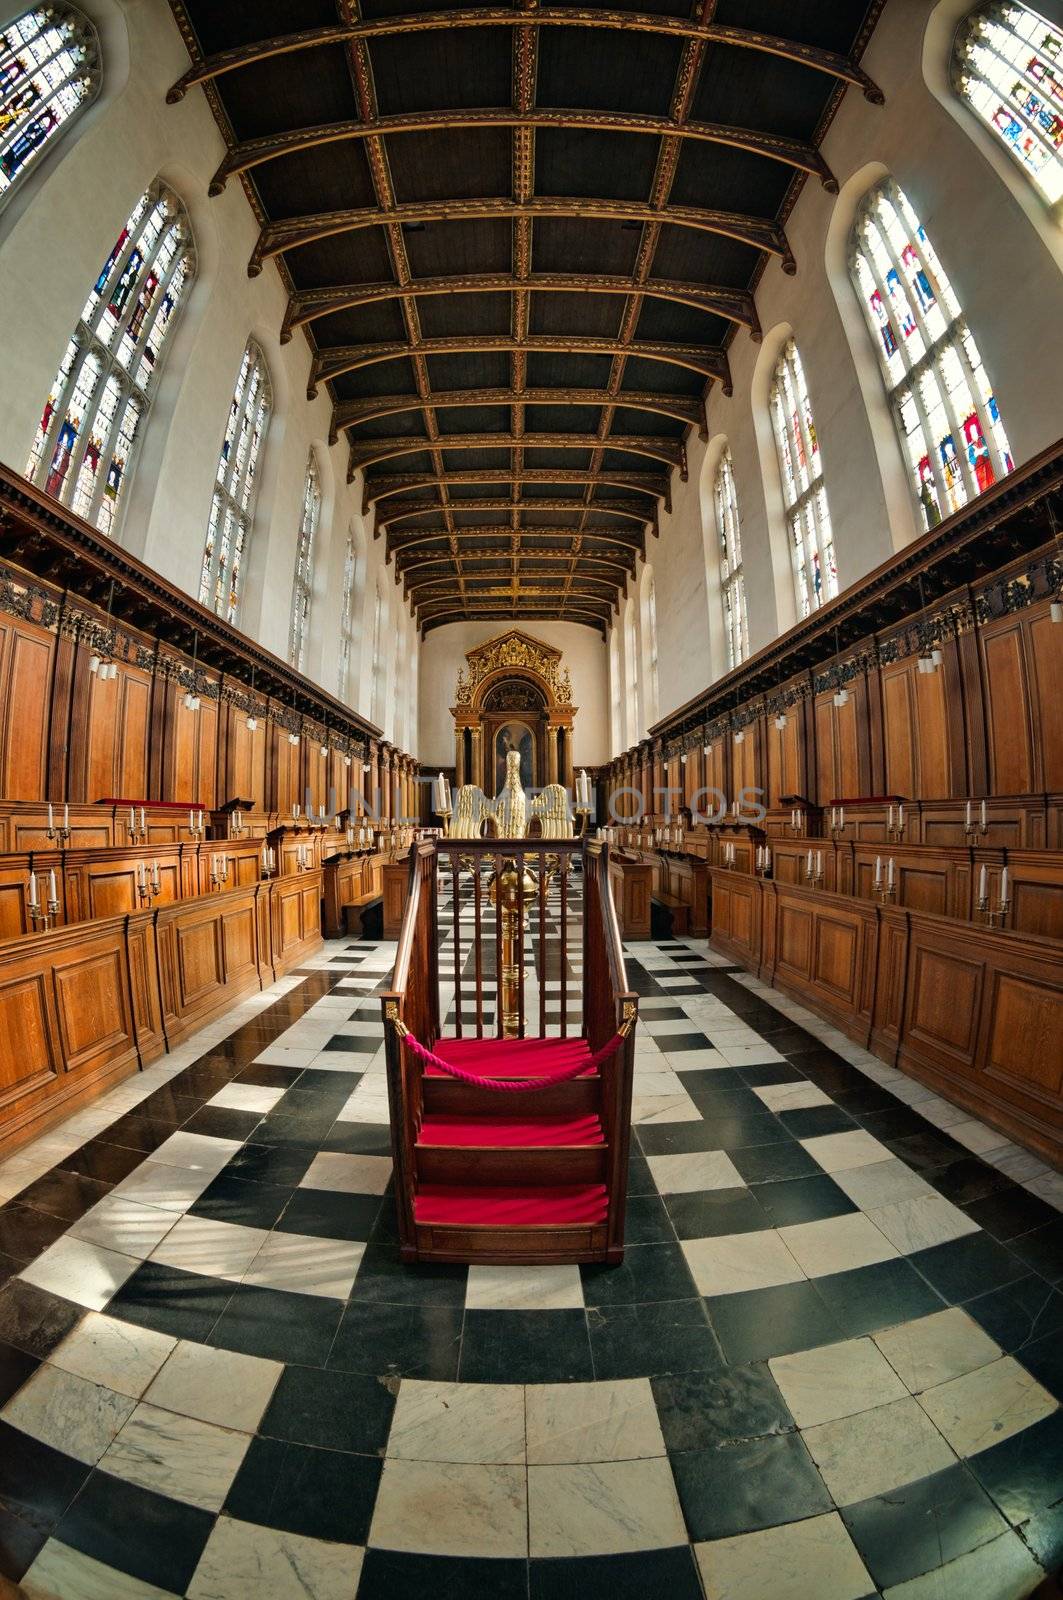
[965,801,972,828]
[262,846,268,870]
[898,804,904,829]
[189,809,195,832]
[791,808,796,827]
[140,807,146,832]
[63,803,69,833]
[887,804,894,829]
[980,800,987,828]
[28,873,38,908]
[151,861,160,891]
[1000,866,1008,903]
[979,864,988,902]
[765,847,771,870]
[887,857,895,887]
[875,855,882,886]
[293,804,300,820]
[806,849,813,875]
[129,807,136,831]
[48,802,54,831]
[839,807,845,830]
[137,862,146,889]
[198,809,204,832]
[817,851,823,878]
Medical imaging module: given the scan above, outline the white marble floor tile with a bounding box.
[712,1045,786,1067]
[335,1084,392,1124]
[206,1083,286,1115]
[866,1193,979,1255]
[646,1149,744,1194]
[22,1540,180,1600]
[682,1230,804,1297]
[144,1341,282,1433]
[369,1459,527,1557]
[387,1379,525,1464]
[19,1236,139,1311]
[878,1529,1043,1600]
[68,1195,179,1259]
[526,1378,666,1464]
[252,1046,321,1069]
[298,1152,392,1194]
[101,1401,252,1512]
[109,1161,214,1213]
[988,1148,1052,1182]
[632,1068,688,1096]
[916,1356,1057,1457]
[48,1312,176,1399]
[150,1216,269,1280]
[947,1118,1013,1156]
[465,1263,584,1311]
[660,1049,730,1072]
[777,1212,898,1279]
[1026,1169,1063,1209]
[831,1158,936,1212]
[144,1132,243,1176]
[769,1337,907,1427]
[528,1457,686,1557]
[872,1308,1003,1394]
[2,1363,136,1465]
[800,1130,894,1173]
[187,1517,362,1600]
[802,1396,957,1506]
[695,1512,873,1600]
[752,1082,833,1113]
[243,1232,364,1300]
[630,1093,702,1124]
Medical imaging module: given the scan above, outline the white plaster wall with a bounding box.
[417,621,611,769]
[608,0,1063,756]
[0,0,416,746]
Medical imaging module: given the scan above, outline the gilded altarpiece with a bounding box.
[451,631,577,794]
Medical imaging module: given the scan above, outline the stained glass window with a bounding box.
[199,341,272,623]
[1,6,99,208]
[369,589,384,724]
[27,182,193,535]
[288,452,320,672]
[646,576,660,724]
[625,600,639,744]
[769,339,837,618]
[851,179,1013,530]
[713,449,750,668]
[954,3,1063,205]
[338,529,361,702]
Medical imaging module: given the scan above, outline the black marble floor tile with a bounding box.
[624,1147,658,1197]
[321,1034,379,1053]
[965,1275,1063,1354]
[0,1424,91,1573]
[884,1129,970,1174]
[855,1105,936,1143]
[1007,1217,1063,1283]
[0,1338,38,1405]
[812,1258,945,1337]
[927,1156,1017,1205]
[242,1112,338,1147]
[188,1172,295,1230]
[581,1240,696,1306]
[652,1363,794,1453]
[11,1168,109,1223]
[328,1301,463,1381]
[735,1062,807,1087]
[757,1024,825,1055]
[232,1061,305,1088]
[101,1110,183,1154]
[841,1462,1008,1591]
[967,1410,1063,1524]
[107,1260,232,1343]
[909,1233,1029,1304]
[207,1282,343,1365]
[530,1546,704,1600]
[706,1281,845,1366]
[787,1055,865,1094]
[55,1138,147,1185]
[351,1243,468,1307]
[320,1122,394,1156]
[670,1430,832,1541]
[460,1309,594,1383]
[56,1469,214,1594]
[223,1139,319,1188]
[729,1139,822,1185]
[260,1365,395,1454]
[181,1104,264,1141]
[831,1083,901,1117]
[660,1033,713,1052]
[638,1006,690,1022]
[226,1435,382,1545]
[1019,1499,1063,1572]
[587,1298,723,1381]
[751,1173,857,1228]
[275,1187,382,1242]
[361,1551,530,1600]
[0,1280,82,1359]
[683,1085,768,1120]
[0,1201,70,1264]
[664,1187,769,1240]
[0,1250,18,1291]
[776,1104,859,1140]
[1014,1329,1063,1401]
[624,1192,676,1244]
[962,1185,1059,1242]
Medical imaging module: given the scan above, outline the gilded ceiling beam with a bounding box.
[347,433,686,477]
[363,468,670,512]
[397,548,632,576]
[169,12,881,106]
[210,111,835,199]
[421,606,609,636]
[375,496,655,530]
[284,272,758,342]
[386,527,643,562]
[333,387,705,440]
[249,197,794,278]
[406,573,617,599]
[309,336,730,395]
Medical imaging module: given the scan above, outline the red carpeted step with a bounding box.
[418,1112,604,1148]
[415,1182,609,1227]
[426,1035,596,1079]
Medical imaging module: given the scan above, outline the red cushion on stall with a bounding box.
[414,1183,608,1227]
[418,1113,604,1147]
[427,1035,595,1079]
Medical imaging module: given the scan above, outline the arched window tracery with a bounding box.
[769,338,837,618]
[199,341,272,622]
[953,3,1063,206]
[1,5,99,208]
[713,449,749,667]
[289,452,320,672]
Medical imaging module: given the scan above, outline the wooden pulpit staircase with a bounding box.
[381,840,638,1264]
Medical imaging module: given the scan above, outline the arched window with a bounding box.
[369,588,384,725]
[26,181,193,536]
[288,452,320,672]
[200,341,272,622]
[770,338,837,619]
[713,449,749,668]
[338,527,362,702]
[645,575,660,725]
[624,599,639,746]
[1,6,100,209]
[953,4,1063,206]
[609,628,622,755]
[850,179,1013,529]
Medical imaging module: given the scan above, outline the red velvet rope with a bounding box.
[399,1030,627,1092]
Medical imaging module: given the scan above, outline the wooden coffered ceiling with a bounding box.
[167,0,886,636]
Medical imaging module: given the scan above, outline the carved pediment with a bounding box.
[455,629,573,709]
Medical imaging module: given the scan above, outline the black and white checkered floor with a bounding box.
[0,898,1061,1598]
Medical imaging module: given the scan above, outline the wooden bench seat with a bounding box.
[651,891,690,937]
[344,892,383,938]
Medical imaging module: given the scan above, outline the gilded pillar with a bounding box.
[547,725,559,785]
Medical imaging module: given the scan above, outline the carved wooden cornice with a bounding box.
[361,469,670,511]
[375,497,655,531]
[348,433,686,478]
[334,387,706,439]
